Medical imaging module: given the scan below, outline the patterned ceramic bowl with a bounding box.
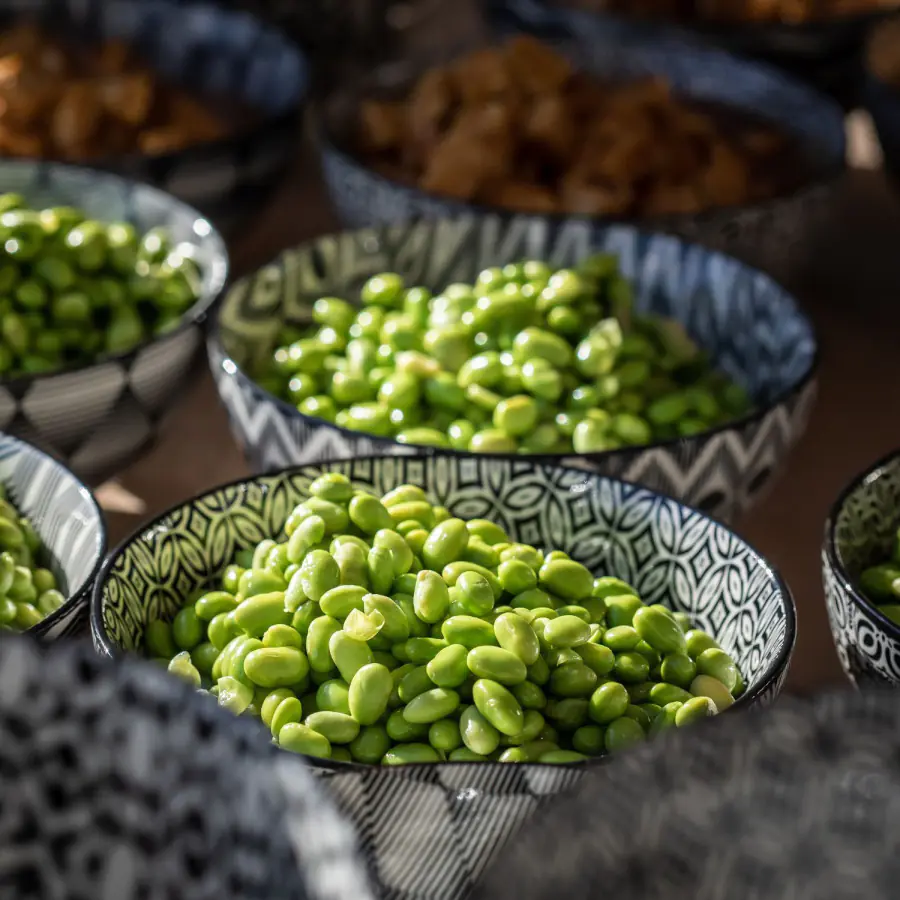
[0,432,105,639]
[318,5,846,280]
[90,454,795,898]
[486,0,900,108]
[208,216,818,524]
[0,0,308,236]
[823,448,900,687]
[0,635,373,900]
[0,160,228,484]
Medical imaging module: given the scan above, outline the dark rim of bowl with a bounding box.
[90,453,797,770]
[824,445,900,641]
[0,160,230,391]
[208,218,821,466]
[3,433,109,639]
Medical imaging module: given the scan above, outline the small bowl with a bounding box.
[317,6,846,279]
[0,432,105,638]
[208,215,818,524]
[0,159,229,484]
[91,454,796,898]
[487,0,900,108]
[0,0,309,236]
[0,635,371,899]
[823,447,900,687]
[862,16,900,182]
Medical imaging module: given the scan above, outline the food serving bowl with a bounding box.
[318,6,846,281]
[862,16,900,182]
[91,454,796,898]
[0,432,105,638]
[485,0,900,108]
[823,447,900,687]
[0,635,372,900]
[208,216,818,524]
[0,160,228,484]
[0,0,308,235]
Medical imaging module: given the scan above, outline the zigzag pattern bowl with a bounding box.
[209,216,818,523]
[91,454,795,899]
[0,433,105,638]
[0,160,229,484]
[823,448,900,687]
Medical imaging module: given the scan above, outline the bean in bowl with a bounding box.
[253,254,752,455]
[0,193,201,377]
[154,473,743,765]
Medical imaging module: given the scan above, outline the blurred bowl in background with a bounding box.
[0,0,309,236]
[0,432,105,638]
[862,15,900,181]
[0,160,228,484]
[208,216,817,524]
[317,6,846,283]
[488,0,900,108]
[823,447,900,687]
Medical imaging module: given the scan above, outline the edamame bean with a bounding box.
[472,679,524,736]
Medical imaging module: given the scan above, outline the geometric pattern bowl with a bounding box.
[209,216,818,524]
[0,433,105,638]
[823,448,900,687]
[320,2,846,283]
[7,0,309,236]
[91,455,796,899]
[0,160,229,485]
[0,635,374,900]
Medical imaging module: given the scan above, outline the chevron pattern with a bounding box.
[0,159,229,484]
[209,216,816,524]
[823,450,900,686]
[94,455,793,900]
[0,434,105,638]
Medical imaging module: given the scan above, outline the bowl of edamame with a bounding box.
[823,447,900,687]
[91,454,795,897]
[209,216,817,524]
[0,432,105,638]
[0,159,228,484]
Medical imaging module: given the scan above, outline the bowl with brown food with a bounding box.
[487,0,900,108]
[0,2,308,234]
[862,16,900,181]
[318,24,845,279]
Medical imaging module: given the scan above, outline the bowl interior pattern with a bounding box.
[0,636,373,900]
[211,216,817,522]
[0,160,228,484]
[320,2,845,278]
[0,434,105,638]
[824,451,900,685]
[4,0,309,233]
[93,454,794,899]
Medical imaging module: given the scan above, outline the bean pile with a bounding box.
[153,475,744,765]
[858,531,900,624]
[0,193,201,377]
[258,256,752,455]
[0,483,65,631]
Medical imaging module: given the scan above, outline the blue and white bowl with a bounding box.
[0,433,105,638]
[0,160,229,484]
[0,0,308,235]
[208,216,818,524]
[823,448,900,687]
[318,6,846,280]
[91,454,796,899]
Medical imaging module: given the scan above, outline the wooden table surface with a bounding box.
[101,123,900,695]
